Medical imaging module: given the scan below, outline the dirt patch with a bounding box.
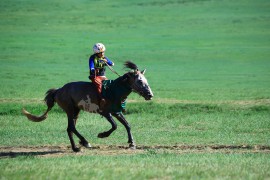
[0,144,269,159]
[0,145,144,158]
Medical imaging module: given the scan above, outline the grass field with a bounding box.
[1,0,270,179]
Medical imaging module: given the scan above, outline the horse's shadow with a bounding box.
[0,150,64,158]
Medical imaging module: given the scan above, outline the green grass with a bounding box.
[1,102,269,147]
[1,0,270,100]
[1,153,269,180]
[1,0,270,179]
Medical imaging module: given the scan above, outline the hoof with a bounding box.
[79,141,92,148]
[72,147,81,152]
[129,143,136,150]
[85,143,92,148]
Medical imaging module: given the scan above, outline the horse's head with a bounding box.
[124,61,154,100]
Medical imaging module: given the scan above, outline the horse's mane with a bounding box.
[124,61,138,70]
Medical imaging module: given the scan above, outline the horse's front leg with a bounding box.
[98,113,117,138]
[112,112,135,149]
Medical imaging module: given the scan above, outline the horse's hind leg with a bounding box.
[66,107,91,152]
[67,119,80,152]
[97,113,117,138]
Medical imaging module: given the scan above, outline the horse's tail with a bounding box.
[22,88,58,122]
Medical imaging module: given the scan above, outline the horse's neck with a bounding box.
[111,76,132,99]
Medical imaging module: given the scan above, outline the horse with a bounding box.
[22,61,153,152]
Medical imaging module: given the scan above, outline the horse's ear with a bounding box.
[141,69,146,75]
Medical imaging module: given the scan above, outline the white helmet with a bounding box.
[93,43,106,54]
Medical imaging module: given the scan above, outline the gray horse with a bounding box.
[22,61,153,152]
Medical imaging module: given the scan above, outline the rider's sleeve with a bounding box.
[105,57,114,66]
[89,56,95,71]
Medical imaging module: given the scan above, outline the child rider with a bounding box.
[89,43,114,109]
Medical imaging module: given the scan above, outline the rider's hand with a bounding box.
[89,69,95,79]
[89,75,95,79]
[99,59,107,63]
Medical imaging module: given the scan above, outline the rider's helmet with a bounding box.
[93,43,106,54]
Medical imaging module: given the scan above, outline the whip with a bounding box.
[101,60,121,77]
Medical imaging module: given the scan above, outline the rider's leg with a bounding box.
[91,76,107,109]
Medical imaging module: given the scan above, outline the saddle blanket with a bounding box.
[101,80,128,113]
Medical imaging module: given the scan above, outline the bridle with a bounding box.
[128,72,148,98]
[102,60,148,97]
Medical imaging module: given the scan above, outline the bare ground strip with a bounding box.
[0,144,269,159]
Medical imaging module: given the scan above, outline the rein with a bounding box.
[102,60,121,77]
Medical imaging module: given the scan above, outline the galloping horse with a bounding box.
[22,61,153,152]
